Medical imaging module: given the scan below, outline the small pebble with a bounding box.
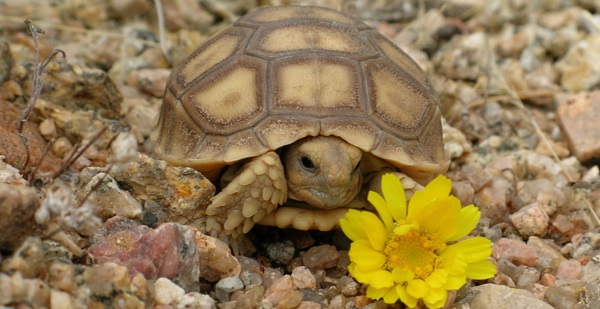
[540,273,557,287]
[556,91,600,163]
[262,267,284,289]
[526,236,566,270]
[126,68,171,98]
[239,270,262,287]
[194,230,241,282]
[275,290,303,309]
[339,277,359,296]
[51,137,73,158]
[496,258,522,282]
[535,187,565,216]
[329,294,345,308]
[50,290,75,309]
[556,259,582,280]
[174,292,216,309]
[291,266,316,289]
[516,267,540,289]
[38,118,56,140]
[215,277,244,302]
[154,277,185,305]
[232,285,264,309]
[264,240,295,265]
[1,237,44,278]
[509,202,549,237]
[545,280,586,309]
[552,214,575,235]
[300,288,328,305]
[302,245,340,271]
[264,275,302,308]
[451,180,475,206]
[473,177,511,225]
[47,262,76,292]
[493,238,539,267]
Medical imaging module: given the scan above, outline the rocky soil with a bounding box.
[1,0,599,308]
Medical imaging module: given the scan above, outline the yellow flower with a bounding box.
[340,174,496,308]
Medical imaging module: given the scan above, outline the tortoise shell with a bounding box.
[152,5,449,184]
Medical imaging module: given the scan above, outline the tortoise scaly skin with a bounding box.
[152,5,449,240]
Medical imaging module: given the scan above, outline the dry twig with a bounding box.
[17,20,66,174]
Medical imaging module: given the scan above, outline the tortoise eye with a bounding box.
[300,156,316,172]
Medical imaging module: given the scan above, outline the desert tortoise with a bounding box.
[152,5,449,240]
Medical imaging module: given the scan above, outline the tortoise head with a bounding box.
[282,136,363,209]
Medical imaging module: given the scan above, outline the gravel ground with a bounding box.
[1,0,600,308]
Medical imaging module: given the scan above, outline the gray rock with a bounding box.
[215,277,244,302]
[264,240,295,265]
[468,284,553,309]
[527,236,566,270]
[80,171,142,220]
[239,270,262,287]
[545,280,587,309]
[111,153,215,227]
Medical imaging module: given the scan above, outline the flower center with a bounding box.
[384,228,446,279]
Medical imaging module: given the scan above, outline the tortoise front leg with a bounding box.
[206,151,287,241]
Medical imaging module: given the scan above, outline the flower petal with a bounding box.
[367,286,391,300]
[397,285,418,308]
[341,210,388,251]
[392,267,415,284]
[348,240,387,272]
[368,269,394,289]
[406,279,429,299]
[423,288,447,309]
[406,196,461,242]
[447,204,481,242]
[408,175,452,213]
[465,259,497,280]
[348,263,370,283]
[444,273,467,290]
[393,223,415,236]
[447,237,493,263]
[340,210,368,242]
[368,191,393,231]
[425,269,448,289]
[440,248,467,275]
[381,173,407,222]
[383,286,400,304]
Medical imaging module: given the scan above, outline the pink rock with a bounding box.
[493,238,539,267]
[301,245,340,271]
[291,266,316,289]
[265,275,302,307]
[540,273,557,287]
[556,259,582,280]
[87,217,200,291]
[557,91,600,163]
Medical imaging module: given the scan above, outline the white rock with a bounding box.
[291,266,316,289]
[50,290,75,309]
[509,202,549,237]
[175,292,216,309]
[154,277,185,305]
